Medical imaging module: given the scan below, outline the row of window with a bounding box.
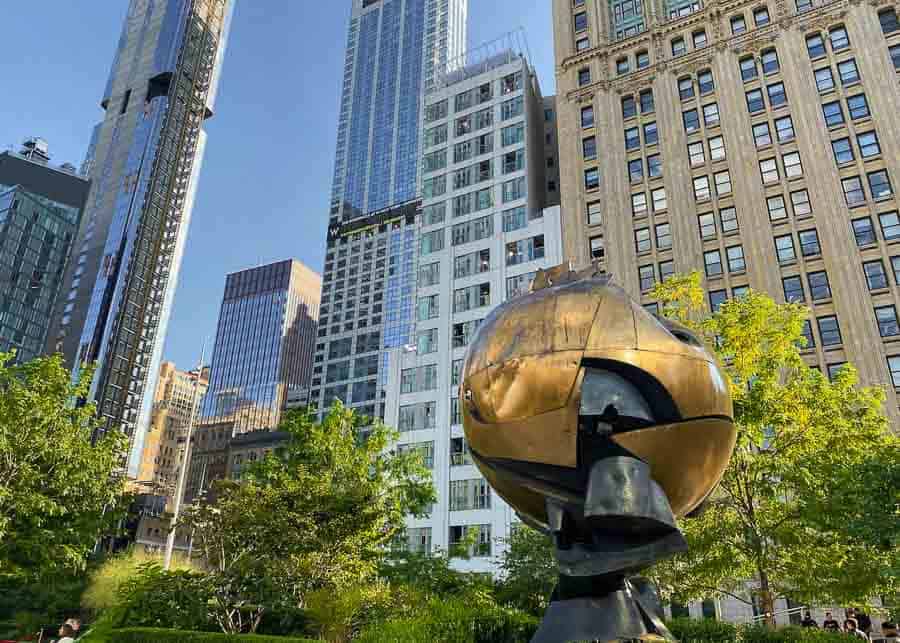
[424,71,523,123]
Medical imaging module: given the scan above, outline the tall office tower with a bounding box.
[552,0,900,432]
[0,144,90,363]
[46,0,234,476]
[136,361,209,491]
[382,49,563,570]
[309,0,468,421]
[200,260,321,433]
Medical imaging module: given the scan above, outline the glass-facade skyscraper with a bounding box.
[201,259,321,432]
[47,0,235,476]
[310,0,468,419]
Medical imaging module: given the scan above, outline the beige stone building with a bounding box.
[552,0,900,426]
[136,361,209,493]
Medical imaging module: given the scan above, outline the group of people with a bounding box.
[800,608,899,640]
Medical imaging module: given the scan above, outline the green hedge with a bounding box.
[108,628,317,643]
[740,624,853,642]
[668,617,738,642]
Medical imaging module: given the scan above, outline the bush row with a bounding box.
[107,627,317,643]
[667,618,858,642]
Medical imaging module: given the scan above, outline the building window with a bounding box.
[761,49,780,75]
[694,175,711,201]
[807,33,826,58]
[808,270,832,300]
[644,121,659,145]
[637,50,650,68]
[864,260,889,290]
[683,109,700,133]
[767,194,788,221]
[659,260,675,281]
[656,223,672,249]
[578,67,592,86]
[625,126,641,150]
[703,102,720,127]
[708,136,725,161]
[617,57,630,75]
[581,106,595,128]
[647,154,662,178]
[693,30,708,48]
[714,170,732,195]
[858,131,881,158]
[688,141,705,166]
[640,90,655,113]
[891,44,900,70]
[731,14,747,33]
[583,136,598,160]
[829,26,850,51]
[740,56,758,81]
[632,192,648,216]
[880,8,900,34]
[671,37,686,56]
[753,6,770,25]
[838,59,860,85]
[678,76,695,100]
[783,151,802,178]
[635,227,652,253]
[587,201,603,226]
[767,82,787,107]
[814,67,835,93]
[576,37,591,51]
[698,69,714,94]
[876,305,900,337]
[796,0,812,12]
[842,176,865,206]
[709,289,728,312]
[880,211,900,240]
[704,249,723,277]
[799,229,820,256]
[628,158,644,182]
[746,89,765,113]
[783,275,805,302]
[622,95,637,119]
[775,234,797,264]
[699,212,717,239]
[822,100,845,127]
[720,206,738,233]
[851,217,876,246]
[869,170,893,200]
[775,116,794,143]
[889,356,900,387]
[449,479,491,511]
[590,235,605,259]
[753,122,772,147]
[791,190,811,217]
[847,94,870,120]
[639,264,656,291]
[831,137,854,165]
[584,168,600,190]
[574,12,588,32]
[652,187,667,212]
[727,245,746,273]
[759,158,779,183]
[817,315,842,346]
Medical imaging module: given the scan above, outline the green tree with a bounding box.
[495,526,557,615]
[183,403,435,633]
[0,352,126,582]
[649,273,900,620]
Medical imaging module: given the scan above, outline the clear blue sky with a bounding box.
[0,1,555,369]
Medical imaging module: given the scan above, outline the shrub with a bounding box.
[740,624,851,642]
[667,617,738,642]
[114,563,217,632]
[355,598,538,643]
[108,628,316,642]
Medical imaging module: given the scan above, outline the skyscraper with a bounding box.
[0,143,89,364]
[383,47,563,569]
[47,0,234,476]
[309,0,468,421]
[201,259,321,432]
[551,0,900,431]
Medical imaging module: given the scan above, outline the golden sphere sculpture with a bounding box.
[460,265,736,534]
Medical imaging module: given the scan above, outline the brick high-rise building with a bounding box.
[552,0,900,431]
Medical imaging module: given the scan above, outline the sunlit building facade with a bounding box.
[47,0,234,476]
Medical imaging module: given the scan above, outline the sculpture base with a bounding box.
[530,577,676,643]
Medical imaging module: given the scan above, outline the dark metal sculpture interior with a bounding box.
[460,264,737,643]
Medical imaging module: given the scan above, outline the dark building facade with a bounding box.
[48,0,234,476]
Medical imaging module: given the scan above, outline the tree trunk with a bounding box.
[758,570,776,628]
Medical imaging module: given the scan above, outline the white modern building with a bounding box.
[383,48,564,572]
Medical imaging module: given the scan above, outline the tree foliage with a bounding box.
[0,352,126,582]
[649,273,900,614]
[182,403,435,632]
[495,525,558,615]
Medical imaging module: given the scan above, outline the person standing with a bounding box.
[855,608,873,637]
[823,611,841,631]
[56,623,76,643]
[801,611,819,628]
